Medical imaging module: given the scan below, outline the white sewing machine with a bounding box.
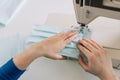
[73,0,120,69]
[73,0,120,25]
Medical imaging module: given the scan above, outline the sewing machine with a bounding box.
[73,0,120,69]
[73,0,120,25]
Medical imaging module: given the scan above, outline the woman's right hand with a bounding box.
[29,30,77,60]
[13,30,77,71]
[77,39,119,80]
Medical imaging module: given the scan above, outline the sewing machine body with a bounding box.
[73,0,120,25]
[73,0,120,69]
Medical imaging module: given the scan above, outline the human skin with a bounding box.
[13,31,119,80]
[13,30,77,70]
[77,39,119,80]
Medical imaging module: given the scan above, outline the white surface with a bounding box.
[0,0,75,36]
[0,0,25,26]
[89,17,120,49]
[0,0,119,80]
[0,34,25,66]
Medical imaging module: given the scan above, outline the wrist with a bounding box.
[13,43,45,70]
[27,44,44,58]
[99,68,119,80]
[13,48,40,70]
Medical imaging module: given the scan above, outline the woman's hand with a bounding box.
[13,30,77,71]
[77,39,119,80]
[30,30,77,60]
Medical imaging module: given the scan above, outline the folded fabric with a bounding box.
[0,34,25,67]
[26,25,92,60]
[0,0,25,26]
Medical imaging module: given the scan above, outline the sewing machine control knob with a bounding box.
[86,10,90,19]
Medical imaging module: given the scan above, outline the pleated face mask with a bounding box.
[26,25,92,62]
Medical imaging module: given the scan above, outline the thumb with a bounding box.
[78,56,89,71]
[45,53,65,60]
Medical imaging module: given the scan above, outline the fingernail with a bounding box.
[74,34,78,37]
[57,55,63,59]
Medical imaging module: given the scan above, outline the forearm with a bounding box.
[13,45,41,70]
[0,59,25,80]
[0,45,41,80]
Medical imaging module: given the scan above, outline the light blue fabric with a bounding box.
[0,34,25,66]
[0,0,25,26]
[26,25,92,59]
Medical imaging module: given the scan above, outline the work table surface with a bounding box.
[0,0,119,80]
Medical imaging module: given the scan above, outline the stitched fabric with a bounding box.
[26,25,92,60]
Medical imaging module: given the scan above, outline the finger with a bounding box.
[79,39,96,52]
[56,32,65,38]
[78,57,89,71]
[65,34,77,45]
[64,30,77,40]
[91,39,104,50]
[83,39,103,50]
[45,53,65,60]
[90,40,107,55]
[77,44,92,59]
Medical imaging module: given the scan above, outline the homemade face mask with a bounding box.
[0,0,25,26]
[26,25,92,62]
